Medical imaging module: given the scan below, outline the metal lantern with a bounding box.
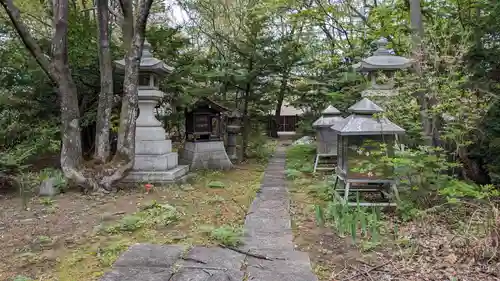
[312,105,344,155]
[353,37,412,99]
[331,98,405,206]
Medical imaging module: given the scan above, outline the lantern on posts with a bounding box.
[311,105,344,172]
[331,98,405,206]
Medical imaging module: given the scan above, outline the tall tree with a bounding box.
[0,0,154,191]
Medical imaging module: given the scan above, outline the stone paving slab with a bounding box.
[179,246,245,270]
[100,267,174,281]
[113,244,186,268]
[101,143,317,281]
[171,268,244,281]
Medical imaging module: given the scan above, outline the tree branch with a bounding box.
[0,0,57,84]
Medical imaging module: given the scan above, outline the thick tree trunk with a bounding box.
[51,0,89,185]
[100,0,153,189]
[94,0,114,163]
[1,0,89,186]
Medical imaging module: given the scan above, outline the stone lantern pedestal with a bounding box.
[115,40,189,183]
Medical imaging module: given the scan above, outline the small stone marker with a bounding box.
[38,178,58,197]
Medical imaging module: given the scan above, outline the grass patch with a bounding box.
[54,163,264,281]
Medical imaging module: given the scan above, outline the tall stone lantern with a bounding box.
[226,110,241,162]
[353,38,412,103]
[114,40,189,183]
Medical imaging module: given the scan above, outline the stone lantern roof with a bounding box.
[312,105,344,128]
[331,98,405,135]
[352,38,412,73]
[114,40,173,75]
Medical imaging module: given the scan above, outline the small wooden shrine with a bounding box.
[182,98,233,170]
[353,38,412,103]
[331,98,405,206]
[185,98,227,142]
[312,105,344,172]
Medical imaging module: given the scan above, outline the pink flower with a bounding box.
[144,183,153,193]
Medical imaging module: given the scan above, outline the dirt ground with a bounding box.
[289,175,500,281]
[0,164,265,281]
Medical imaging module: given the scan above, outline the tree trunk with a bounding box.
[100,0,153,189]
[241,82,251,160]
[94,0,114,163]
[271,71,289,139]
[409,0,433,146]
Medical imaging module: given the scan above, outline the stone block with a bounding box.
[135,139,172,155]
[122,165,190,183]
[113,244,186,268]
[171,269,244,281]
[179,246,245,270]
[100,267,173,281]
[182,141,233,170]
[136,127,166,141]
[134,152,178,171]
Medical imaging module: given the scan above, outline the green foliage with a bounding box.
[104,201,179,234]
[39,168,67,192]
[355,142,498,208]
[286,144,316,171]
[246,134,277,163]
[96,241,130,267]
[324,201,383,248]
[207,181,225,189]
[285,169,302,180]
[209,225,244,247]
[12,276,32,281]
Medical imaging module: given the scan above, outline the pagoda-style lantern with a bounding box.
[114,40,189,183]
[182,98,233,170]
[331,98,405,206]
[311,105,344,172]
[353,38,412,101]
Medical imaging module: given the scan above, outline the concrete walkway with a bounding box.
[101,144,317,281]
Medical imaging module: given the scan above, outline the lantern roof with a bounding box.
[313,105,343,128]
[348,98,384,115]
[114,39,173,75]
[322,105,341,115]
[353,38,412,72]
[331,98,405,135]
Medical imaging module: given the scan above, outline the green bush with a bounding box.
[286,144,316,172]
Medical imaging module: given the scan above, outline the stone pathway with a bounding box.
[101,144,318,281]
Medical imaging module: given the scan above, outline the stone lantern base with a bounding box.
[181,141,233,170]
[121,136,190,184]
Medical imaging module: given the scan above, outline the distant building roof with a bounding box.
[269,102,306,116]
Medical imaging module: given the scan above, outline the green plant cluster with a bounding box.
[285,144,316,178]
[103,201,179,234]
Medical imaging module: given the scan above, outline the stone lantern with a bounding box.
[311,105,344,172]
[114,40,189,183]
[226,110,241,162]
[353,38,412,103]
[330,98,405,206]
